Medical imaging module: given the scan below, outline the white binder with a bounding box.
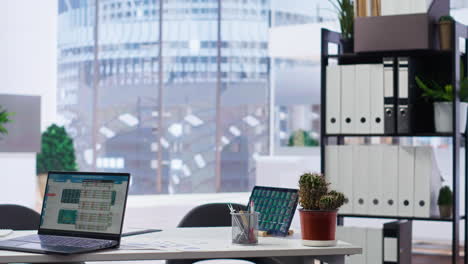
[338,145,354,214]
[348,227,367,264]
[370,64,385,134]
[412,0,433,13]
[341,65,356,134]
[355,64,371,134]
[381,0,395,15]
[368,145,384,215]
[325,145,340,191]
[396,0,412,14]
[397,57,410,133]
[414,146,442,218]
[326,65,342,134]
[336,226,352,264]
[367,227,383,264]
[381,145,399,216]
[398,146,415,217]
[383,58,395,134]
[384,237,398,262]
[353,145,369,215]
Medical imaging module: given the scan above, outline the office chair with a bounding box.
[167,203,283,264]
[0,204,40,230]
[0,204,84,264]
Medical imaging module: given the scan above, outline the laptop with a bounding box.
[0,171,130,254]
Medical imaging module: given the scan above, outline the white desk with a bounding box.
[0,227,361,264]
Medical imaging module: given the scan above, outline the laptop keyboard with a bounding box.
[16,235,115,249]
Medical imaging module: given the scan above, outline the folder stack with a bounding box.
[326,57,418,135]
[356,0,432,17]
[325,145,442,217]
[381,0,432,15]
[355,0,381,17]
[326,63,385,135]
[336,221,411,264]
[336,226,383,264]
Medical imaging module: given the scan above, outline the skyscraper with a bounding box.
[57,0,327,194]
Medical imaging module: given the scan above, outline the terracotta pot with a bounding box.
[439,21,452,51]
[299,209,337,247]
[439,205,452,218]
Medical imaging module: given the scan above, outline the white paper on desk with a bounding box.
[123,238,210,251]
[119,243,166,250]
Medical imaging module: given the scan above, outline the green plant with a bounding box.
[437,186,453,206]
[0,106,13,135]
[36,124,78,174]
[439,15,454,22]
[299,172,346,211]
[329,0,354,39]
[288,130,319,147]
[415,76,468,102]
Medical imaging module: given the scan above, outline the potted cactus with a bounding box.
[298,173,345,247]
[438,186,453,218]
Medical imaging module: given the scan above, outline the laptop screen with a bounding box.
[40,172,130,235]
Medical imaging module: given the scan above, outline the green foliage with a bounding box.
[439,15,454,22]
[319,191,346,210]
[0,106,13,135]
[329,0,354,39]
[36,124,78,174]
[288,130,319,147]
[437,186,453,206]
[299,172,346,211]
[415,76,468,102]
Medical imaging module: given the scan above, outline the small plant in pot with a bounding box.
[37,124,78,199]
[439,15,454,51]
[415,75,468,133]
[0,106,13,138]
[298,172,345,247]
[329,0,354,53]
[438,186,453,218]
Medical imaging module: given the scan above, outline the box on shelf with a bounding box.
[354,0,449,52]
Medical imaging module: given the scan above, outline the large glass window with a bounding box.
[58,0,310,194]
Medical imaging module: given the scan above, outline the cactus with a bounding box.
[319,191,346,210]
[299,172,346,211]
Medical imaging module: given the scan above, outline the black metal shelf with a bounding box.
[325,133,455,138]
[338,214,464,222]
[326,49,453,59]
[320,24,468,264]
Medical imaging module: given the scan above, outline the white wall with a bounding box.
[0,0,57,209]
[0,0,57,131]
[0,153,37,208]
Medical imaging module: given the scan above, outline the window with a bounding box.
[58,0,331,195]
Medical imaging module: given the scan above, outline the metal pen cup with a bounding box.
[231,212,259,245]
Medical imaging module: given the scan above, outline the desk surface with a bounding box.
[0,227,361,263]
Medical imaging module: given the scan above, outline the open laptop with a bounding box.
[0,171,130,254]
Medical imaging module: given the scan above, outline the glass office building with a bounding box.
[57,0,333,194]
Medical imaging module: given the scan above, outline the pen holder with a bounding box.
[231,212,259,245]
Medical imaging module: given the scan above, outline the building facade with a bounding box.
[57,0,329,194]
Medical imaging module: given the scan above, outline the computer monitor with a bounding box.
[39,171,130,238]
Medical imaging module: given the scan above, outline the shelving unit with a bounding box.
[320,21,468,264]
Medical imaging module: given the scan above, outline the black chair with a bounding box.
[0,204,40,230]
[167,203,282,264]
[0,204,84,264]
